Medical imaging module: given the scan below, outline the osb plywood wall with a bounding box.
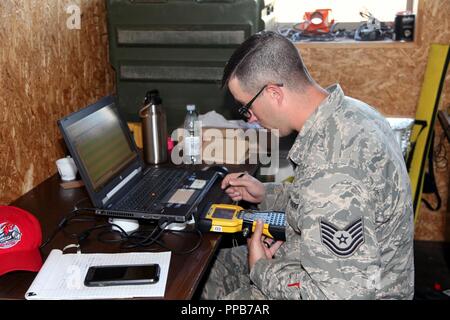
[298,0,450,241]
[0,0,114,204]
[0,0,448,240]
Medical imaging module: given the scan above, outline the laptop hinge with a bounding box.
[102,167,141,205]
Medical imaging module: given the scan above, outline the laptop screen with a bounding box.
[65,103,137,192]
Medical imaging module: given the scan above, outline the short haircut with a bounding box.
[222,31,313,93]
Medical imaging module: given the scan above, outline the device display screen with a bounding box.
[66,104,137,192]
[212,208,235,219]
[84,264,160,286]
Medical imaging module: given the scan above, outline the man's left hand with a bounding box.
[247,220,284,271]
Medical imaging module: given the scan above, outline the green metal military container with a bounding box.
[106,0,276,132]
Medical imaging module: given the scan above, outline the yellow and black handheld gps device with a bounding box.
[198,204,286,241]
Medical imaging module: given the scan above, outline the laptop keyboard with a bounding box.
[113,168,187,212]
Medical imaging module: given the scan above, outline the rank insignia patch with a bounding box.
[319,218,364,257]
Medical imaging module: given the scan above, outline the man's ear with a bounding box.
[267,84,284,106]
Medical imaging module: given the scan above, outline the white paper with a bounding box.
[25,250,171,300]
[198,110,262,129]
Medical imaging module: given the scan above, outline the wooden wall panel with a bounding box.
[0,0,114,204]
[0,0,448,240]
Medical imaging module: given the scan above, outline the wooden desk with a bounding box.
[0,164,257,300]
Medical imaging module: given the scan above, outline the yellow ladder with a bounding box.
[407,44,449,222]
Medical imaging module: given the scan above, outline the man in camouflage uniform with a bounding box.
[201,31,414,300]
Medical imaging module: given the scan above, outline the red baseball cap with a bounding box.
[0,206,43,276]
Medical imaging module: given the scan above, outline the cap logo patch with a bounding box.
[0,222,22,249]
[319,218,364,257]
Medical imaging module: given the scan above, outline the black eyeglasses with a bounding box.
[237,83,284,120]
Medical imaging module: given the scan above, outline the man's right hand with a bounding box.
[221,172,265,203]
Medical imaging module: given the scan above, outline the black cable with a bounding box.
[163,229,204,255]
[40,200,103,249]
[120,222,166,249]
[73,197,90,210]
[434,131,448,171]
[77,223,129,244]
[422,131,442,211]
[113,220,204,255]
[79,217,202,255]
[61,214,97,240]
[406,120,428,171]
[55,215,164,249]
[129,228,203,255]
[39,208,83,249]
[96,228,129,244]
[41,204,203,254]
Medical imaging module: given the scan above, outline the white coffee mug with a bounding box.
[56,157,78,181]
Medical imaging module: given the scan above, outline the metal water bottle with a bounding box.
[139,90,168,164]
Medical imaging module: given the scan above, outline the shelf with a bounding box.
[294,40,417,49]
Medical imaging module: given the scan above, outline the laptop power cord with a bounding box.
[40,209,203,255]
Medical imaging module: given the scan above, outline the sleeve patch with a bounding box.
[319,218,365,258]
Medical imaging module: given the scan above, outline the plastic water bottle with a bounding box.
[183,104,201,164]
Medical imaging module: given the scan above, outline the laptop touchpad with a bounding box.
[167,189,196,204]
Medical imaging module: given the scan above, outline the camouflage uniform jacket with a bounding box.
[250,84,415,300]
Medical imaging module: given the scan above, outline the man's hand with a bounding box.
[247,220,284,271]
[221,172,266,203]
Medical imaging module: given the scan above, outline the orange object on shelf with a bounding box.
[296,9,334,34]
